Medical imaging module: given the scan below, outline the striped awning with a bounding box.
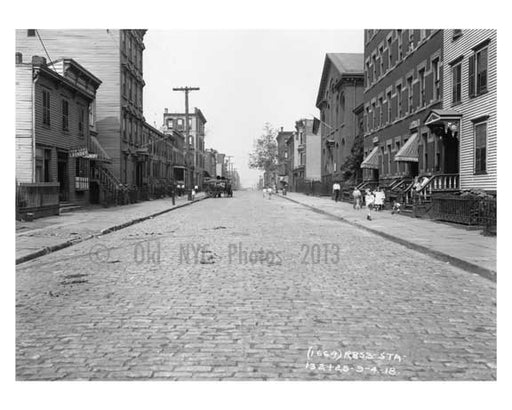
[89,135,111,162]
[360,146,380,169]
[394,133,419,162]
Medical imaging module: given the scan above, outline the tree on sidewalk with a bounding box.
[248,123,278,187]
[340,134,364,185]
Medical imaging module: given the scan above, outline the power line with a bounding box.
[35,30,56,71]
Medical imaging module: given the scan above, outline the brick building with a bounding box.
[360,30,446,195]
[163,107,207,189]
[276,128,293,189]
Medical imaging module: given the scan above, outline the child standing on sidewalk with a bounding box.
[365,189,375,221]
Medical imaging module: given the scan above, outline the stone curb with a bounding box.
[278,194,496,282]
[15,196,208,265]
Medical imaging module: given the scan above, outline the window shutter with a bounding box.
[402,88,409,114]
[383,49,389,73]
[468,54,475,97]
[382,99,388,124]
[412,81,420,111]
[376,104,381,127]
[425,71,433,104]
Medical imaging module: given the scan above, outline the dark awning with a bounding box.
[360,146,379,169]
[394,133,419,162]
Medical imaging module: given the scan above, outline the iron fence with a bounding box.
[430,195,496,234]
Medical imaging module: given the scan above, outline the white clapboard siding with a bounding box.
[443,29,497,192]
[16,29,123,178]
[16,64,34,182]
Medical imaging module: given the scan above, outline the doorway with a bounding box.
[57,152,68,202]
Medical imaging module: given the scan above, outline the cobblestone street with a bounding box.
[16,191,496,381]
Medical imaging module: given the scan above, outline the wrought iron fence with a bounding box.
[430,195,496,234]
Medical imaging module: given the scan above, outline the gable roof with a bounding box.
[316,53,364,108]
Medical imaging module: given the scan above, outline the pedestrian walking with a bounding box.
[333,182,341,202]
[365,189,375,221]
[352,187,362,210]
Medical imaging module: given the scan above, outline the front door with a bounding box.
[443,137,459,174]
[57,152,68,202]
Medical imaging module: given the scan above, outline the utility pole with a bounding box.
[173,86,200,193]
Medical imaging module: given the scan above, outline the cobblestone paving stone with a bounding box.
[16,191,496,380]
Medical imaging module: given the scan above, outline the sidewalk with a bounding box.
[16,193,206,264]
[279,192,496,280]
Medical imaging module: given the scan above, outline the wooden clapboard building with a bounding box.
[425,29,497,194]
[16,54,102,208]
[16,29,148,202]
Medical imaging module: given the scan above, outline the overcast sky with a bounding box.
[142,30,364,188]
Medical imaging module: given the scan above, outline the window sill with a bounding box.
[469,89,489,99]
[474,171,488,176]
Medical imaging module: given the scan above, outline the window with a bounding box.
[372,54,377,80]
[452,29,463,41]
[42,89,50,126]
[469,46,488,97]
[366,61,371,86]
[379,46,384,75]
[422,133,428,171]
[387,143,392,172]
[27,29,36,37]
[387,91,392,123]
[452,63,462,104]
[89,101,95,127]
[387,37,393,67]
[167,118,174,129]
[378,97,383,127]
[432,58,441,100]
[78,106,85,136]
[419,68,426,107]
[35,148,51,182]
[407,76,413,111]
[176,118,184,131]
[396,84,402,118]
[420,29,426,41]
[397,30,403,60]
[474,122,487,173]
[61,99,69,131]
[372,102,376,130]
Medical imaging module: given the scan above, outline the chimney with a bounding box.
[15,52,22,64]
[31,56,47,66]
[164,108,168,114]
[281,127,283,132]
